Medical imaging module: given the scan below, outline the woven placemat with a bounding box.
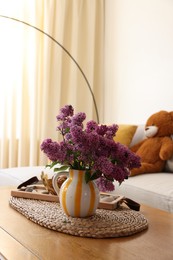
[9,197,148,238]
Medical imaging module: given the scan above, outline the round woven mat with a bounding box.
[9,197,148,238]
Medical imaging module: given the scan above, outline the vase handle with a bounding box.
[52,171,69,195]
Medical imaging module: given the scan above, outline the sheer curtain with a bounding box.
[0,0,104,168]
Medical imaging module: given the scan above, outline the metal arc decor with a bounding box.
[0,14,99,123]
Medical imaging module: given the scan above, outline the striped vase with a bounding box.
[53,169,100,218]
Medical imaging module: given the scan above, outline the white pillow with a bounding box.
[130,125,146,147]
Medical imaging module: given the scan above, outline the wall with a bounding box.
[104,0,173,124]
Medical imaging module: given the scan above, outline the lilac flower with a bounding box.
[70,125,84,143]
[40,139,66,162]
[95,177,115,192]
[97,124,118,138]
[56,105,74,121]
[56,121,70,135]
[70,112,86,126]
[40,105,141,192]
[93,156,114,176]
[86,120,98,133]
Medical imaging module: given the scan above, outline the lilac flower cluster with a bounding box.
[40,105,141,192]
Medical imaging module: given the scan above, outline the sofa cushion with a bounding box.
[113,124,137,146]
[130,125,146,147]
[113,173,173,213]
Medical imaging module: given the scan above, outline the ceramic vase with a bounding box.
[52,169,100,218]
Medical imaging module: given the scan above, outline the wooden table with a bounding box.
[0,187,173,260]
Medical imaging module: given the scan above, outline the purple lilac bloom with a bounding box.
[95,177,115,192]
[40,139,66,162]
[56,121,70,135]
[96,124,118,138]
[40,105,141,192]
[70,125,84,143]
[96,125,107,136]
[65,132,72,141]
[86,120,98,133]
[70,112,86,126]
[105,124,118,139]
[56,105,74,121]
[112,143,141,169]
[95,136,117,158]
[93,156,114,176]
[111,165,130,183]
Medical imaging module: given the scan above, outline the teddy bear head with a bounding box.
[145,110,173,138]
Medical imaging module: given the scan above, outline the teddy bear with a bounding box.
[130,110,173,176]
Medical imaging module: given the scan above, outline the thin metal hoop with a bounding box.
[0,14,100,123]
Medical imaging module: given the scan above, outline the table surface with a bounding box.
[0,187,173,260]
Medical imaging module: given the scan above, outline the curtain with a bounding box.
[0,0,104,168]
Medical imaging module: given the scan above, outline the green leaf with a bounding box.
[46,161,59,169]
[89,171,99,181]
[45,164,51,168]
[54,165,70,172]
[104,174,114,182]
[85,170,91,183]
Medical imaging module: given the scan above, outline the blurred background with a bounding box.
[0,0,173,168]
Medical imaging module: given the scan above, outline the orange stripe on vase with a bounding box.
[61,170,73,216]
[87,182,96,216]
[74,170,83,217]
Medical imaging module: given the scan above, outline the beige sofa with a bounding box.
[113,125,173,213]
[0,166,47,187]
